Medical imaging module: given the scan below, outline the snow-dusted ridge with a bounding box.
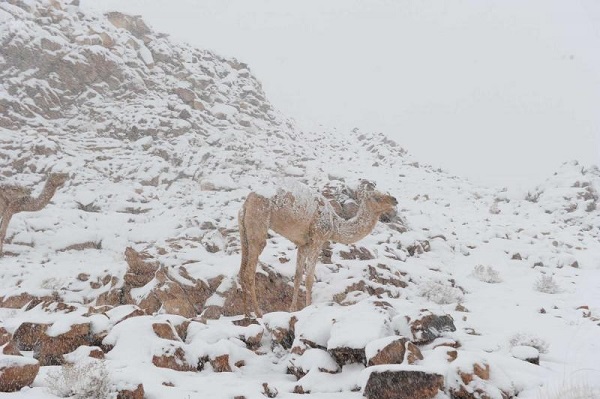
[0,0,599,398]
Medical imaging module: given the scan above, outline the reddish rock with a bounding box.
[221,264,297,317]
[0,328,10,345]
[35,323,91,366]
[405,342,424,364]
[152,323,179,341]
[2,341,22,356]
[174,87,196,103]
[13,322,50,351]
[364,369,444,399]
[117,383,144,399]
[0,293,42,309]
[367,337,407,366]
[0,356,40,392]
[339,245,374,260]
[367,338,423,366]
[89,348,105,360]
[450,361,497,399]
[329,347,366,366]
[152,346,196,372]
[210,354,232,372]
[174,320,190,341]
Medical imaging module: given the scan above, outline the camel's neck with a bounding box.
[331,203,380,245]
[18,181,59,212]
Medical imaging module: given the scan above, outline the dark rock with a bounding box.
[409,312,456,344]
[364,369,444,399]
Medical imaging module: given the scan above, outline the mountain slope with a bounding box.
[0,1,599,398]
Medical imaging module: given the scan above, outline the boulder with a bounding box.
[117,383,144,399]
[366,336,424,366]
[152,344,196,372]
[210,354,232,373]
[408,311,456,344]
[364,368,444,399]
[287,348,339,380]
[13,322,50,351]
[34,323,91,366]
[152,322,179,341]
[0,355,40,392]
[263,312,297,350]
[220,265,297,317]
[511,345,540,365]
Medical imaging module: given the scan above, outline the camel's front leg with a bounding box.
[290,245,308,312]
[303,243,322,309]
[0,209,14,257]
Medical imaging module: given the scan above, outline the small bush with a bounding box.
[419,280,464,304]
[509,332,549,354]
[537,382,600,399]
[471,265,502,283]
[46,360,111,399]
[534,275,561,294]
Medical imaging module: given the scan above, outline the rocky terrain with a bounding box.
[0,1,599,398]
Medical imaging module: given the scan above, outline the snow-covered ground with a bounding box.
[80,0,600,190]
[0,1,599,398]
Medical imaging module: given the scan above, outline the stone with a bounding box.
[364,369,444,399]
[409,312,456,344]
[174,87,196,103]
[287,348,340,380]
[152,323,179,341]
[220,264,297,317]
[0,293,44,309]
[105,12,151,38]
[511,345,540,365]
[265,315,297,350]
[210,354,232,372]
[117,383,144,399]
[405,342,424,364]
[152,345,196,372]
[0,355,40,392]
[192,100,205,111]
[13,322,50,351]
[329,346,366,366]
[2,341,22,356]
[367,337,409,366]
[339,245,374,260]
[35,323,91,366]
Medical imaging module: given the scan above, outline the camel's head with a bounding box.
[364,190,398,213]
[47,173,69,188]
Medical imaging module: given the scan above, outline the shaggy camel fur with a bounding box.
[0,173,68,256]
[238,181,398,317]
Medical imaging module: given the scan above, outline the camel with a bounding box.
[238,181,398,317]
[0,173,69,256]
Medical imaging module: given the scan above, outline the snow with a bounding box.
[0,355,38,368]
[0,1,599,398]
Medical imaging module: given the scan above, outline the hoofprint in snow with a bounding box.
[0,1,599,398]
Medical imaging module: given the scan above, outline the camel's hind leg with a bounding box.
[238,193,270,317]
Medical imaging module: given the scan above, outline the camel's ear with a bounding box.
[356,180,376,200]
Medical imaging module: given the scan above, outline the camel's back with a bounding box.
[268,182,328,245]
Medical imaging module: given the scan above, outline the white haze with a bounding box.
[82,0,600,190]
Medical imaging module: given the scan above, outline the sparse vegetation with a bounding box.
[534,274,561,294]
[46,360,112,399]
[419,280,464,304]
[509,332,550,354]
[471,265,502,283]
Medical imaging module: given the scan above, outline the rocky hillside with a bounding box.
[0,1,599,398]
